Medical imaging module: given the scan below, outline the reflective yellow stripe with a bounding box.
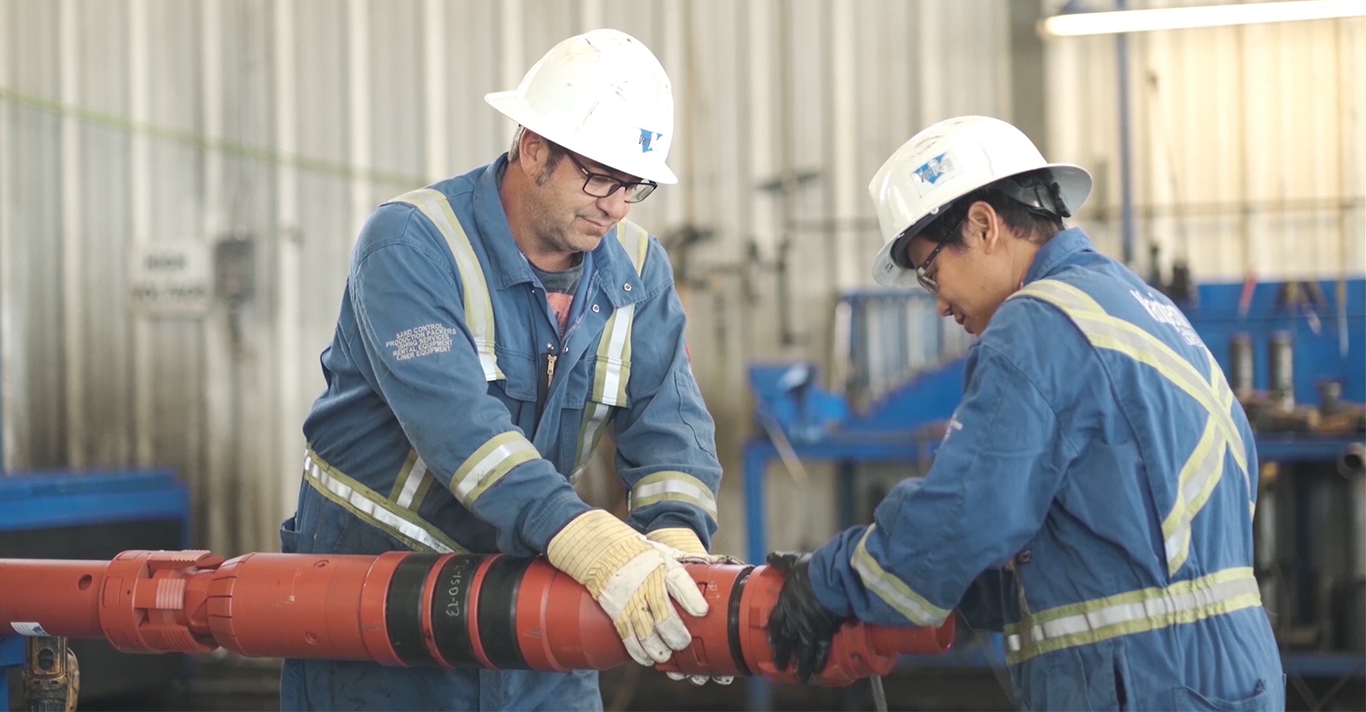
[1016,281,1247,473]
[591,221,651,407]
[572,400,613,483]
[389,449,434,511]
[1209,349,1250,497]
[1162,420,1225,575]
[303,448,464,554]
[593,307,634,406]
[629,471,718,519]
[851,525,951,626]
[1013,279,1252,575]
[450,431,539,506]
[618,219,651,273]
[390,450,419,500]
[1003,568,1261,665]
[389,188,504,382]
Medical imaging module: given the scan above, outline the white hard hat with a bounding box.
[485,29,677,185]
[868,116,1092,287]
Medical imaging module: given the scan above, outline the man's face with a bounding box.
[902,207,1016,336]
[523,143,635,256]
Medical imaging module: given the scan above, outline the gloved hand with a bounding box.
[766,551,845,684]
[646,528,741,565]
[646,528,736,685]
[645,527,709,555]
[548,510,709,666]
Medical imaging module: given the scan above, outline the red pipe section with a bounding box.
[0,550,954,686]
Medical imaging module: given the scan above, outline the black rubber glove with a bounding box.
[766,552,845,684]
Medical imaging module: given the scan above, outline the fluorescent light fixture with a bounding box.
[1039,0,1366,37]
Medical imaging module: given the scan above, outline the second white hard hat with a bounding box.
[868,116,1092,287]
[485,29,677,185]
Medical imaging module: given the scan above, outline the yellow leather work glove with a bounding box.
[548,510,709,666]
[645,528,709,555]
[645,528,736,686]
[646,527,742,565]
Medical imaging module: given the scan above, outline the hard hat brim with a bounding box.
[871,239,926,287]
[869,162,1092,286]
[1047,164,1093,219]
[485,91,679,185]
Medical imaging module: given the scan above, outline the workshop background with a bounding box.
[1,0,1363,710]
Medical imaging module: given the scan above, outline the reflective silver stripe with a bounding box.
[851,525,952,626]
[450,431,539,505]
[394,456,428,510]
[629,471,718,519]
[591,221,650,407]
[1003,567,1262,664]
[389,188,503,382]
[593,304,634,406]
[1208,349,1251,499]
[1013,279,1253,575]
[572,400,613,483]
[1016,281,1247,473]
[1163,413,1226,574]
[617,219,651,273]
[302,449,463,554]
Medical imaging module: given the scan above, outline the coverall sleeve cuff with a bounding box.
[637,511,711,540]
[642,513,695,532]
[807,545,856,618]
[524,494,595,554]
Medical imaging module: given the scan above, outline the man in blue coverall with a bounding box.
[279,29,729,710]
[765,116,1285,710]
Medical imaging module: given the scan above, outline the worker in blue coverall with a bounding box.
[765,116,1284,711]
[279,29,731,711]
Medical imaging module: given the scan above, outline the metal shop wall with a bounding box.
[1045,0,1365,284]
[0,0,1013,557]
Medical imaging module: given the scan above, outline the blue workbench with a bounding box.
[0,469,191,706]
[0,470,190,537]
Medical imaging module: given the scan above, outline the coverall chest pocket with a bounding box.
[489,349,538,430]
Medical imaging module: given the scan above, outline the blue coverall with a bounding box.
[279,154,722,711]
[810,229,1284,711]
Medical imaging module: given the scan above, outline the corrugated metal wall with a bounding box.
[4,0,1354,558]
[0,0,1015,557]
[1046,0,1365,283]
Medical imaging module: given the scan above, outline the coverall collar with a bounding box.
[473,154,647,308]
[1024,227,1094,285]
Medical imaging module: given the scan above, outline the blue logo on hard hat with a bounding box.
[911,152,960,196]
[914,153,956,185]
[639,129,662,153]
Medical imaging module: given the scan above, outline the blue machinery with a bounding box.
[0,471,191,707]
[744,279,1366,708]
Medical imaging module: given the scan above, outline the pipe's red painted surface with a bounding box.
[0,550,953,686]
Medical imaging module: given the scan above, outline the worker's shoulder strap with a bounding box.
[387,188,504,382]
[1010,278,1250,577]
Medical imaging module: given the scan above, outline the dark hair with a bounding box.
[919,169,1067,247]
[507,126,567,184]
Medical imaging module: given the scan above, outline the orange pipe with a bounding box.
[0,559,106,638]
[0,550,954,687]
